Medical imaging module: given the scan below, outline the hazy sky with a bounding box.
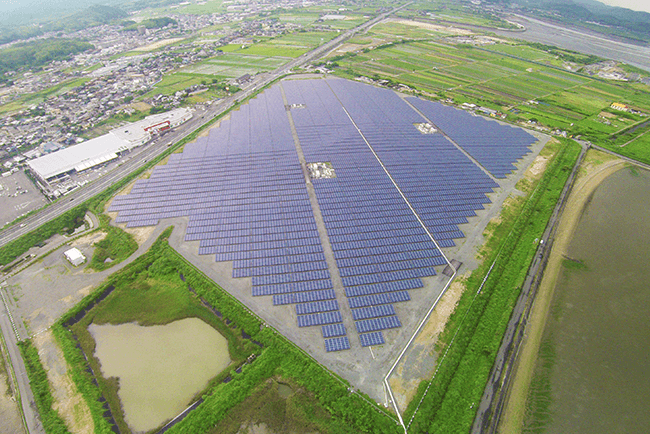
[597,0,650,13]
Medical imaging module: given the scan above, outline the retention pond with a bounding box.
[90,317,231,433]
[524,166,650,433]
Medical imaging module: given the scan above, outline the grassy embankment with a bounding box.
[403,138,582,433]
[47,228,399,434]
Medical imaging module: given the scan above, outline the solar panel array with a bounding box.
[282,78,525,339]
[406,98,537,178]
[325,336,351,352]
[109,78,535,352]
[108,85,347,349]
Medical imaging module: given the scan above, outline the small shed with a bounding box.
[64,247,86,266]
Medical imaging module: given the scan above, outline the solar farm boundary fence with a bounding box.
[166,237,399,425]
[322,80,458,432]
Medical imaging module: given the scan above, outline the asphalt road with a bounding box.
[0,4,412,433]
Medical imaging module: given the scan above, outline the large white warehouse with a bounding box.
[27,108,192,183]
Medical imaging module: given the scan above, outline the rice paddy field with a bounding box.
[328,19,650,163]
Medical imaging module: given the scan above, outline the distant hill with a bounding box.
[0,0,125,27]
[485,0,650,43]
[0,4,128,45]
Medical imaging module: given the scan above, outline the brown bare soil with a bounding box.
[71,231,107,248]
[125,225,156,246]
[389,275,468,408]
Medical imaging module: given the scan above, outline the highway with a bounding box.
[0,4,412,433]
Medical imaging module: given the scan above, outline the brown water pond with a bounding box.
[90,317,231,433]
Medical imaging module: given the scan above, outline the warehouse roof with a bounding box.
[27,133,129,180]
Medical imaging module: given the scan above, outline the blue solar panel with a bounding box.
[109,78,536,349]
[359,331,385,347]
[322,323,346,338]
[351,304,396,321]
[297,311,343,327]
[355,315,401,333]
[325,336,351,352]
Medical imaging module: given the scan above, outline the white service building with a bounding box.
[64,247,86,266]
[27,108,192,184]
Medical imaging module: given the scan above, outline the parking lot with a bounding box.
[0,171,48,227]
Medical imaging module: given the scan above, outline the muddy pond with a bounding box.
[90,317,231,433]
[524,167,650,433]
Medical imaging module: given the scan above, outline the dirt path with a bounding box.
[498,150,625,433]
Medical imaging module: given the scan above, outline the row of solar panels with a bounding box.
[119,181,308,200]
[325,336,350,352]
[345,279,424,297]
[296,299,339,315]
[252,270,330,285]
[341,269,436,287]
[198,239,321,252]
[232,252,326,268]
[347,290,411,308]
[273,289,336,305]
[321,208,477,221]
[233,261,328,278]
[355,315,401,334]
[332,241,440,259]
[318,197,489,211]
[337,250,441,267]
[252,278,333,296]
[338,257,443,277]
[187,218,317,233]
[210,245,324,260]
[328,227,455,243]
[186,229,320,244]
[324,215,468,228]
[297,311,343,327]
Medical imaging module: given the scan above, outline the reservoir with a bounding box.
[524,167,650,433]
[90,317,231,433]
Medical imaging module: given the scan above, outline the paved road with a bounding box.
[470,142,588,434]
[0,4,413,433]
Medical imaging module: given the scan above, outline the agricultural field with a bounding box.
[326,19,650,163]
